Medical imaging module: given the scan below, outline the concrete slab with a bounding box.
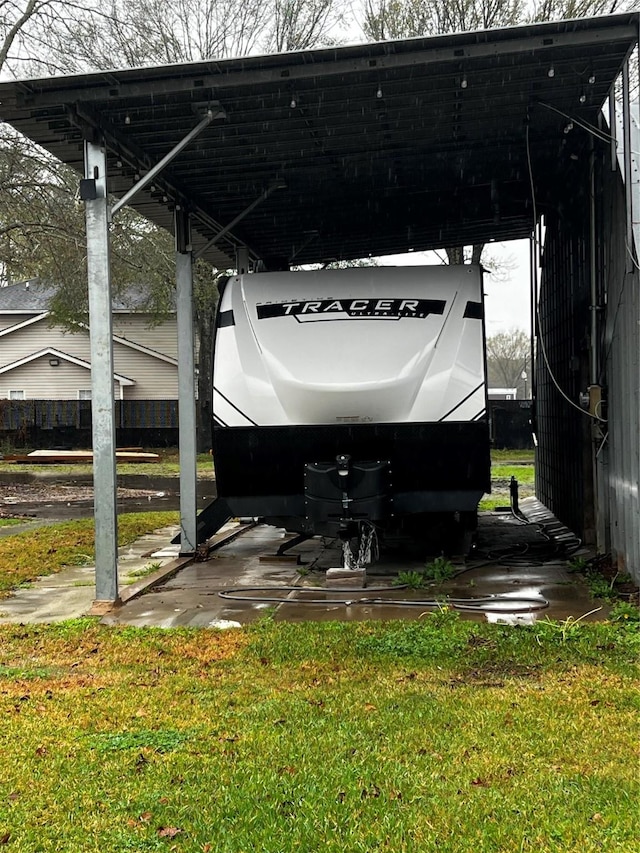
[325,567,367,588]
[0,526,181,623]
[103,506,606,628]
[0,500,610,627]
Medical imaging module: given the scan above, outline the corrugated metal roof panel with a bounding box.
[0,13,637,265]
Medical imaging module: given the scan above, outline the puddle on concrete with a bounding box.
[0,488,607,626]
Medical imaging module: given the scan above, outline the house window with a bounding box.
[9,390,25,400]
[78,389,92,400]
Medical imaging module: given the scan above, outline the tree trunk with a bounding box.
[445,246,465,264]
[445,244,484,265]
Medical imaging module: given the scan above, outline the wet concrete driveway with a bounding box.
[0,495,605,627]
[100,500,604,628]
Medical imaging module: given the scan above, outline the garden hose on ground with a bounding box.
[215,508,583,616]
[218,586,549,614]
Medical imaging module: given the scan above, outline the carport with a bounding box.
[1,12,638,602]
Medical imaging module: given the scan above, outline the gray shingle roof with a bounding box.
[0,280,54,311]
[0,281,173,313]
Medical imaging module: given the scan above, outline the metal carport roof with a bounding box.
[0,13,638,268]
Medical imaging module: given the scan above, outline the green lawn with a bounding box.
[491,464,535,485]
[0,512,179,597]
[0,616,637,852]
[0,450,214,478]
[479,459,535,510]
[491,449,535,464]
[1,450,534,477]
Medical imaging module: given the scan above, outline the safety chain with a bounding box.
[342,521,379,570]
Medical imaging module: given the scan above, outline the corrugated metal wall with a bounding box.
[535,161,595,543]
[600,152,640,580]
[536,120,640,582]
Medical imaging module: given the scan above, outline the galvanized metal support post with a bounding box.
[83,139,119,604]
[175,208,198,554]
[236,247,250,275]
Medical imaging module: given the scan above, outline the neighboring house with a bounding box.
[0,281,178,401]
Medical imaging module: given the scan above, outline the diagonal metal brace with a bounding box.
[193,181,286,260]
[111,108,224,216]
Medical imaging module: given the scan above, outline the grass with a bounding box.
[0,518,26,528]
[126,561,164,580]
[566,555,639,606]
[0,449,214,478]
[0,616,637,852]
[478,496,513,511]
[491,449,535,464]
[479,457,535,511]
[0,512,178,597]
[0,449,530,479]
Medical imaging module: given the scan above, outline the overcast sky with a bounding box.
[377,238,532,337]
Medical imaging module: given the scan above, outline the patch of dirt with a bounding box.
[0,483,159,506]
[586,553,639,606]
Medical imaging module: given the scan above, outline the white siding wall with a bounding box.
[0,314,35,332]
[2,355,94,398]
[113,346,178,400]
[112,315,178,359]
[0,316,179,399]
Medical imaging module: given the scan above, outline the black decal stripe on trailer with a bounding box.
[438,382,485,422]
[212,386,258,426]
[463,301,484,320]
[472,409,487,421]
[213,415,229,427]
[256,298,446,321]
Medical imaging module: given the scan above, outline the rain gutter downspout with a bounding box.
[622,60,633,274]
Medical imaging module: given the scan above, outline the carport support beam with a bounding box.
[84,139,119,604]
[236,247,250,275]
[111,110,219,216]
[193,182,285,261]
[175,208,198,555]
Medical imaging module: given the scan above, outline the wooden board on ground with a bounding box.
[3,450,160,464]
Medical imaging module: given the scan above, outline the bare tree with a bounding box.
[0,1,120,76]
[528,1,632,22]
[363,0,524,41]
[486,328,531,395]
[0,0,58,72]
[32,0,347,75]
[3,0,351,449]
[272,0,344,51]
